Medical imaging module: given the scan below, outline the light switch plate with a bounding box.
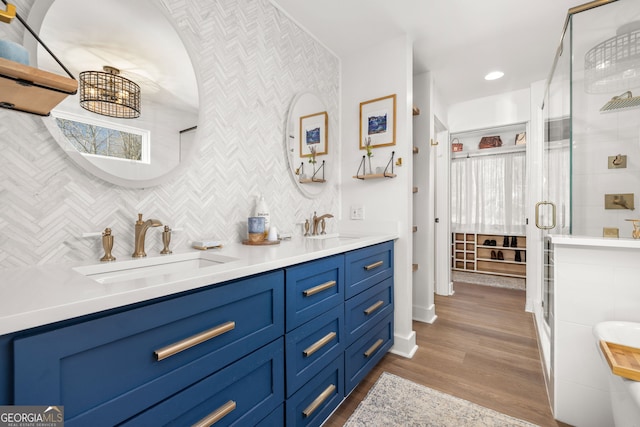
[350,205,365,220]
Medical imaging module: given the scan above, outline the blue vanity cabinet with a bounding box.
[344,241,393,299]
[2,239,394,426]
[285,254,344,332]
[121,338,284,427]
[285,353,344,427]
[12,271,285,427]
[344,276,393,346]
[285,304,344,397]
[344,241,394,395]
[284,254,345,424]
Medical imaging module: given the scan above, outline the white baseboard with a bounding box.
[390,330,417,358]
[412,304,437,324]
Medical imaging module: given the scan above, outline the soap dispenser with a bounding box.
[255,194,271,237]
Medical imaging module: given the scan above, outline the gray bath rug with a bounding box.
[344,372,539,427]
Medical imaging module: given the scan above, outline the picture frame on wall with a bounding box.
[299,111,328,158]
[359,94,396,149]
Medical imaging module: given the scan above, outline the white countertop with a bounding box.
[550,234,640,249]
[0,233,397,336]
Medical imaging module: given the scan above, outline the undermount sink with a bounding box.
[306,233,359,240]
[73,251,238,284]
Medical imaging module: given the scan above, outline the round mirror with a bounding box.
[285,92,331,198]
[26,0,199,188]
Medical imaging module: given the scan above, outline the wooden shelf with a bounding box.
[450,122,527,157]
[352,173,396,180]
[0,57,77,116]
[299,178,326,184]
[451,232,526,279]
[599,340,640,381]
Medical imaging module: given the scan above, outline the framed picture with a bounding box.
[359,94,396,149]
[299,111,328,158]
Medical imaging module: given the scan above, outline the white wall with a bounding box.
[448,88,531,133]
[0,0,340,268]
[412,72,435,322]
[340,34,417,358]
[551,239,640,426]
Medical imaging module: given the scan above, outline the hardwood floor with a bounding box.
[325,282,571,427]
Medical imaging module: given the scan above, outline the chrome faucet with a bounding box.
[132,213,162,258]
[312,211,334,236]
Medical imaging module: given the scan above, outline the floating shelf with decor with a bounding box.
[353,151,397,180]
[0,1,77,116]
[296,160,326,184]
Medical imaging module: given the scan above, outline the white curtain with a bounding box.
[451,151,526,235]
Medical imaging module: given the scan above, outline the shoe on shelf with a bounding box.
[483,239,491,245]
[503,236,509,247]
[490,240,497,246]
[510,236,518,247]
[515,250,522,262]
[491,250,497,259]
[497,251,504,260]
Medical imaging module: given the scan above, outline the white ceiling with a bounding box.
[269,0,592,105]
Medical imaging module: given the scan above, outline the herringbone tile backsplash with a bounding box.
[0,0,340,268]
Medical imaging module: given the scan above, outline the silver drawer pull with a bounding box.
[155,321,236,361]
[364,338,384,358]
[302,384,336,418]
[364,300,384,315]
[303,280,337,297]
[192,400,236,427]
[364,260,384,271]
[303,331,337,357]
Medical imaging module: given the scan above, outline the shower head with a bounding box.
[600,91,640,112]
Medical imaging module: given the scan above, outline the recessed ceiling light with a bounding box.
[485,71,504,81]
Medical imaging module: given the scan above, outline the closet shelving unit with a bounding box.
[452,232,526,278]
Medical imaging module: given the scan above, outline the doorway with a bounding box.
[447,123,529,294]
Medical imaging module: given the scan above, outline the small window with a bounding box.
[53,111,150,164]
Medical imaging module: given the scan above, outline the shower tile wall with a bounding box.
[571,82,640,238]
[0,0,340,269]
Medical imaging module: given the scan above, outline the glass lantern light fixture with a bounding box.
[585,21,640,93]
[79,66,141,118]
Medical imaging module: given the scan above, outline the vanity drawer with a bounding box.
[122,338,284,426]
[344,241,393,298]
[345,313,394,395]
[13,271,284,427]
[286,353,344,427]
[285,254,344,331]
[345,276,393,346]
[285,304,344,397]
[256,404,284,426]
